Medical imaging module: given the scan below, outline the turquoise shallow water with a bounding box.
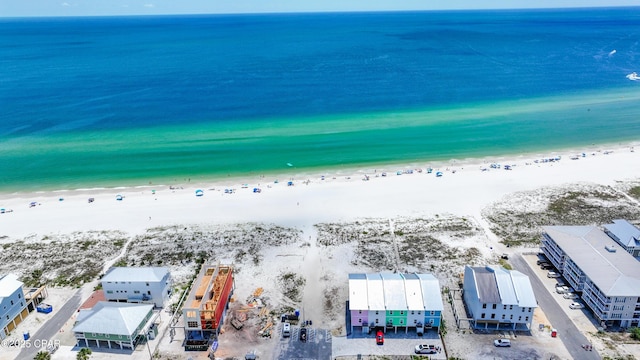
[1,9,640,191]
[2,89,640,192]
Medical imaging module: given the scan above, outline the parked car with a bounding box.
[282,322,291,338]
[569,302,584,309]
[540,263,553,270]
[536,258,548,265]
[415,344,437,354]
[494,339,511,347]
[547,271,561,278]
[299,327,307,342]
[376,330,384,345]
[556,286,571,294]
[563,293,579,300]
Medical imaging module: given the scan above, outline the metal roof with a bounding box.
[510,271,538,308]
[470,267,501,303]
[603,219,640,248]
[400,273,424,311]
[365,273,385,311]
[0,274,22,298]
[415,273,444,311]
[348,274,368,310]
[380,273,407,310]
[468,266,537,308]
[489,266,518,305]
[73,302,153,336]
[543,225,640,297]
[102,267,169,283]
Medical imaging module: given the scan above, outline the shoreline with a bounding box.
[2,139,638,197]
[1,140,638,239]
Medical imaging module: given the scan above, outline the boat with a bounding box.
[626,72,640,81]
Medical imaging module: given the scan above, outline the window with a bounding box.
[358,310,362,314]
[502,314,505,320]
[134,291,140,294]
[482,304,487,309]
[187,321,198,327]
[509,305,513,310]
[414,319,417,324]
[491,314,496,319]
[510,315,513,320]
[503,305,507,310]
[375,319,379,324]
[411,311,414,315]
[518,316,521,321]
[528,307,532,312]
[5,315,8,320]
[522,308,525,312]
[20,302,23,307]
[10,300,13,305]
[375,311,379,315]
[400,320,404,324]
[525,316,529,321]
[400,311,404,315]
[106,290,113,294]
[146,282,150,286]
[430,311,435,316]
[148,291,151,295]
[481,313,486,319]
[186,311,196,318]
[492,304,497,309]
[358,318,362,323]
[389,311,393,315]
[18,294,21,299]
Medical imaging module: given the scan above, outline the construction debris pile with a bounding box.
[226,288,275,340]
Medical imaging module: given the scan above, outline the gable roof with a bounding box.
[544,225,640,296]
[348,274,368,310]
[365,273,385,311]
[0,274,23,299]
[102,267,169,283]
[415,273,444,311]
[380,273,407,310]
[603,219,640,248]
[73,302,153,336]
[401,273,425,311]
[467,266,537,308]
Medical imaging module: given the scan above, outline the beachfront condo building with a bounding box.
[463,265,537,330]
[542,225,640,328]
[73,302,158,350]
[183,263,234,351]
[101,267,172,308]
[0,274,29,339]
[603,219,640,260]
[348,273,443,334]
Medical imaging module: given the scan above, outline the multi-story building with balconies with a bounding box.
[542,225,640,328]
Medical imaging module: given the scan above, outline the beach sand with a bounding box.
[1,144,638,239]
[1,143,639,360]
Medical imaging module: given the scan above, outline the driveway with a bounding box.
[510,253,600,360]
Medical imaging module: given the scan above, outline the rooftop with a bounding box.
[544,225,640,296]
[380,273,407,310]
[102,267,169,283]
[73,302,153,336]
[401,273,425,311]
[350,273,442,311]
[467,266,537,308]
[348,274,368,310]
[603,219,640,248]
[0,274,23,298]
[415,273,444,311]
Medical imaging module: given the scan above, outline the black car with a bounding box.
[300,327,307,342]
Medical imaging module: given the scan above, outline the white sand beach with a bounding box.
[1,143,640,360]
[1,144,638,239]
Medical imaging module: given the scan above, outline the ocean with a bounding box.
[1,8,640,192]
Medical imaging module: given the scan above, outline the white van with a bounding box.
[282,323,291,338]
[547,271,561,278]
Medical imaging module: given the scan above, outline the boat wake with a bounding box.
[627,72,640,81]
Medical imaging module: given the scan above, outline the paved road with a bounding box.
[511,254,600,360]
[18,289,82,360]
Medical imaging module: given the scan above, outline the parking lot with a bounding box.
[332,328,445,359]
[274,324,332,360]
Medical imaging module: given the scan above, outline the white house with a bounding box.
[101,267,172,308]
[0,274,28,339]
[603,219,640,259]
[463,265,537,330]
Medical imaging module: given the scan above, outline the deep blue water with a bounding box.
[1,8,640,190]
